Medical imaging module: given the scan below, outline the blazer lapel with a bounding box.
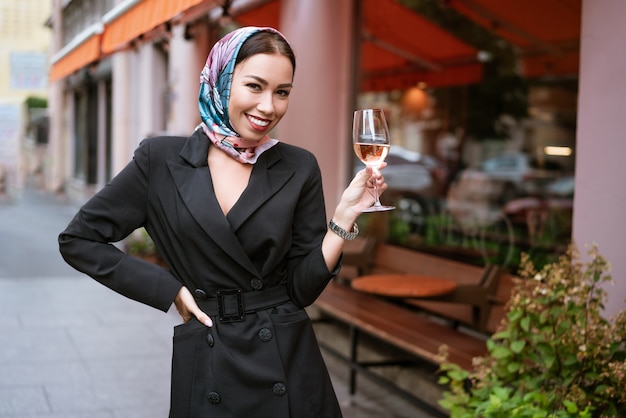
[167,131,259,276]
[227,146,295,231]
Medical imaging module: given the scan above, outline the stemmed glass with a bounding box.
[353,109,395,212]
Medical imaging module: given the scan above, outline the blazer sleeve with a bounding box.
[58,140,182,312]
[285,151,341,307]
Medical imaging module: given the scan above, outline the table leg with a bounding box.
[349,326,359,394]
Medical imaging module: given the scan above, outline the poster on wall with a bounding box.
[0,103,20,164]
[10,51,48,91]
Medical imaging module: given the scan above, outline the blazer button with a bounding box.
[206,332,215,347]
[250,278,263,290]
[207,391,221,404]
[258,328,272,342]
[272,382,287,396]
[194,289,207,299]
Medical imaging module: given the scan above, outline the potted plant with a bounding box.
[438,244,626,417]
[123,227,166,267]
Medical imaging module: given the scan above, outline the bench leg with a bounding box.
[349,325,359,394]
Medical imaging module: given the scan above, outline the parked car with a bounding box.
[458,152,564,204]
[544,175,575,198]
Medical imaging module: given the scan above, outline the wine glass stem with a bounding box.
[371,166,382,207]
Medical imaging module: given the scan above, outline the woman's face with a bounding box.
[228,53,293,141]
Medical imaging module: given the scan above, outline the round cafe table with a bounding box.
[351,274,457,298]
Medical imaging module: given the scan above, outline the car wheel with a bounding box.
[499,182,519,205]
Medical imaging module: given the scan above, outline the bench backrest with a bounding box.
[340,239,515,335]
[484,272,515,333]
[370,243,486,285]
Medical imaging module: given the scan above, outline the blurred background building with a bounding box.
[0,0,51,199]
[42,0,626,317]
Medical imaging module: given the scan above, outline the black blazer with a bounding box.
[59,129,343,417]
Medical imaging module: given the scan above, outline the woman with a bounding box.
[59,26,386,417]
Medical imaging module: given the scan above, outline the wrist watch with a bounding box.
[328,219,359,240]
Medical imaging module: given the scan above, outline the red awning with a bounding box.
[49,0,580,84]
[360,0,481,91]
[101,0,209,54]
[236,0,483,91]
[522,49,580,79]
[235,1,278,27]
[448,0,581,77]
[361,63,483,92]
[49,34,101,82]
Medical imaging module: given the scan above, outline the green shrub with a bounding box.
[25,96,47,109]
[438,244,626,417]
[124,227,157,257]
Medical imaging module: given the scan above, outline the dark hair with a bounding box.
[236,30,296,76]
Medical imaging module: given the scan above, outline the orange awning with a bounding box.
[448,0,581,77]
[101,0,209,54]
[49,34,101,82]
[236,0,483,91]
[360,0,481,90]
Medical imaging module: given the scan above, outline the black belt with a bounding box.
[195,286,290,323]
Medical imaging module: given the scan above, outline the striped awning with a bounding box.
[101,0,209,54]
[49,0,215,81]
[49,31,101,82]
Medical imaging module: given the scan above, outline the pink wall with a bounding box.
[277,0,355,218]
[47,0,67,193]
[575,0,626,317]
[167,25,200,136]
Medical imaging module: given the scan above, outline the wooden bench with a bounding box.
[339,238,513,333]
[315,281,488,416]
[313,239,515,413]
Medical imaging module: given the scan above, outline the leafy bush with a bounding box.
[124,227,157,257]
[438,244,626,417]
[25,96,47,109]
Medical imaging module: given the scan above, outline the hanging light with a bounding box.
[544,146,572,156]
[401,86,429,116]
[219,0,233,27]
[217,0,239,35]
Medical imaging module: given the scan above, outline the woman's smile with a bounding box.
[247,114,271,131]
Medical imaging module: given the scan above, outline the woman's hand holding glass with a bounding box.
[352,109,395,212]
[338,163,388,216]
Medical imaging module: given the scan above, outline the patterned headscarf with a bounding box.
[198,26,289,164]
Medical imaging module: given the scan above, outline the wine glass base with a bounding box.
[362,205,395,212]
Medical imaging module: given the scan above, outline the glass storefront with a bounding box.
[352,1,578,270]
[355,79,576,271]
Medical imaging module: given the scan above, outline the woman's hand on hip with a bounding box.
[174,286,213,327]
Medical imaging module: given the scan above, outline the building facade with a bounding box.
[0,0,51,198]
[47,0,626,317]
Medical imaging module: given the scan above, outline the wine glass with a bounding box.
[353,109,395,212]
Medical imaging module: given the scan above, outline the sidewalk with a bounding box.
[0,186,435,418]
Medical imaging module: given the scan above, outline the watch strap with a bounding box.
[328,219,359,240]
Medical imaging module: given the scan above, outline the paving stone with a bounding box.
[67,323,172,360]
[0,361,90,386]
[0,385,50,416]
[44,379,169,414]
[4,413,114,418]
[0,314,20,330]
[1,328,80,364]
[86,356,171,384]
